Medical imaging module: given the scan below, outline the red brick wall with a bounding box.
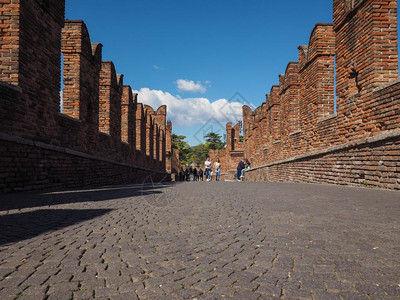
[242,0,400,189]
[0,0,65,142]
[0,0,172,192]
[245,132,400,190]
[0,138,168,193]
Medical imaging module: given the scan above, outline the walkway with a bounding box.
[0,182,399,299]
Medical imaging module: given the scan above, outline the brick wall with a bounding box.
[245,131,400,190]
[240,0,400,189]
[0,0,172,192]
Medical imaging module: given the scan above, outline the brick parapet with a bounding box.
[334,0,398,99]
[0,0,171,192]
[244,129,400,190]
[239,0,399,189]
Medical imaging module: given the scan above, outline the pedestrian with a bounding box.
[193,168,198,181]
[214,159,221,181]
[199,168,204,181]
[189,166,194,181]
[241,158,251,179]
[185,167,190,181]
[204,157,212,181]
[236,158,245,182]
[179,168,185,181]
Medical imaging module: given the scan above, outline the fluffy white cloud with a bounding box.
[176,79,207,94]
[134,88,243,127]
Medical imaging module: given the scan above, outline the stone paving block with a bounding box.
[110,291,139,300]
[174,287,202,299]
[94,287,120,297]
[159,281,183,294]
[46,290,73,300]
[72,289,95,299]
[0,287,20,300]
[105,275,132,287]
[210,285,235,297]
[231,279,259,291]
[0,274,27,287]
[312,289,342,299]
[233,290,261,299]
[135,286,166,299]
[339,293,371,300]
[256,284,282,296]
[118,281,143,293]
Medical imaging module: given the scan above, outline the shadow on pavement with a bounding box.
[0,208,113,246]
[0,183,178,211]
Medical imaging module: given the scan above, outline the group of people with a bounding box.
[204,157,221,181]
[178,157,251,182]
[178,157,221,182]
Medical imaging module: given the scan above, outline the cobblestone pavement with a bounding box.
[0,182,399,300]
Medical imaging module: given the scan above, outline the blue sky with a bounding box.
[65,1,335,145]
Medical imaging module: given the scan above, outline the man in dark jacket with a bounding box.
[237,159,245,182]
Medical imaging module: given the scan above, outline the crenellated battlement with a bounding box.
[0,0,172,192]
[238,0,400,189]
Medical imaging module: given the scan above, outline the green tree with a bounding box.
[171,134,191,163]
[204,132,225,150]
[187,144,208,165]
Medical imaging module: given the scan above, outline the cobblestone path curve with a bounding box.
[0,182,399,299]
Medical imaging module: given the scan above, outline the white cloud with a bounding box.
[153,64,162,70]
[176,79,207,94]
[134,88,243,127]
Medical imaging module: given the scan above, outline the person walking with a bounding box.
[185,167,190,181]
[204,157,212,181]
[214,159,221,181]
[179,168,185,181]
[198,168,204,181]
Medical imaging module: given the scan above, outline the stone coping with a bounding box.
[247,129,400,172]
[0,132,168,175]
[373,77,400,93]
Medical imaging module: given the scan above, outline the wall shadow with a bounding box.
[0,208,112,246]
[0,183,179,211]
